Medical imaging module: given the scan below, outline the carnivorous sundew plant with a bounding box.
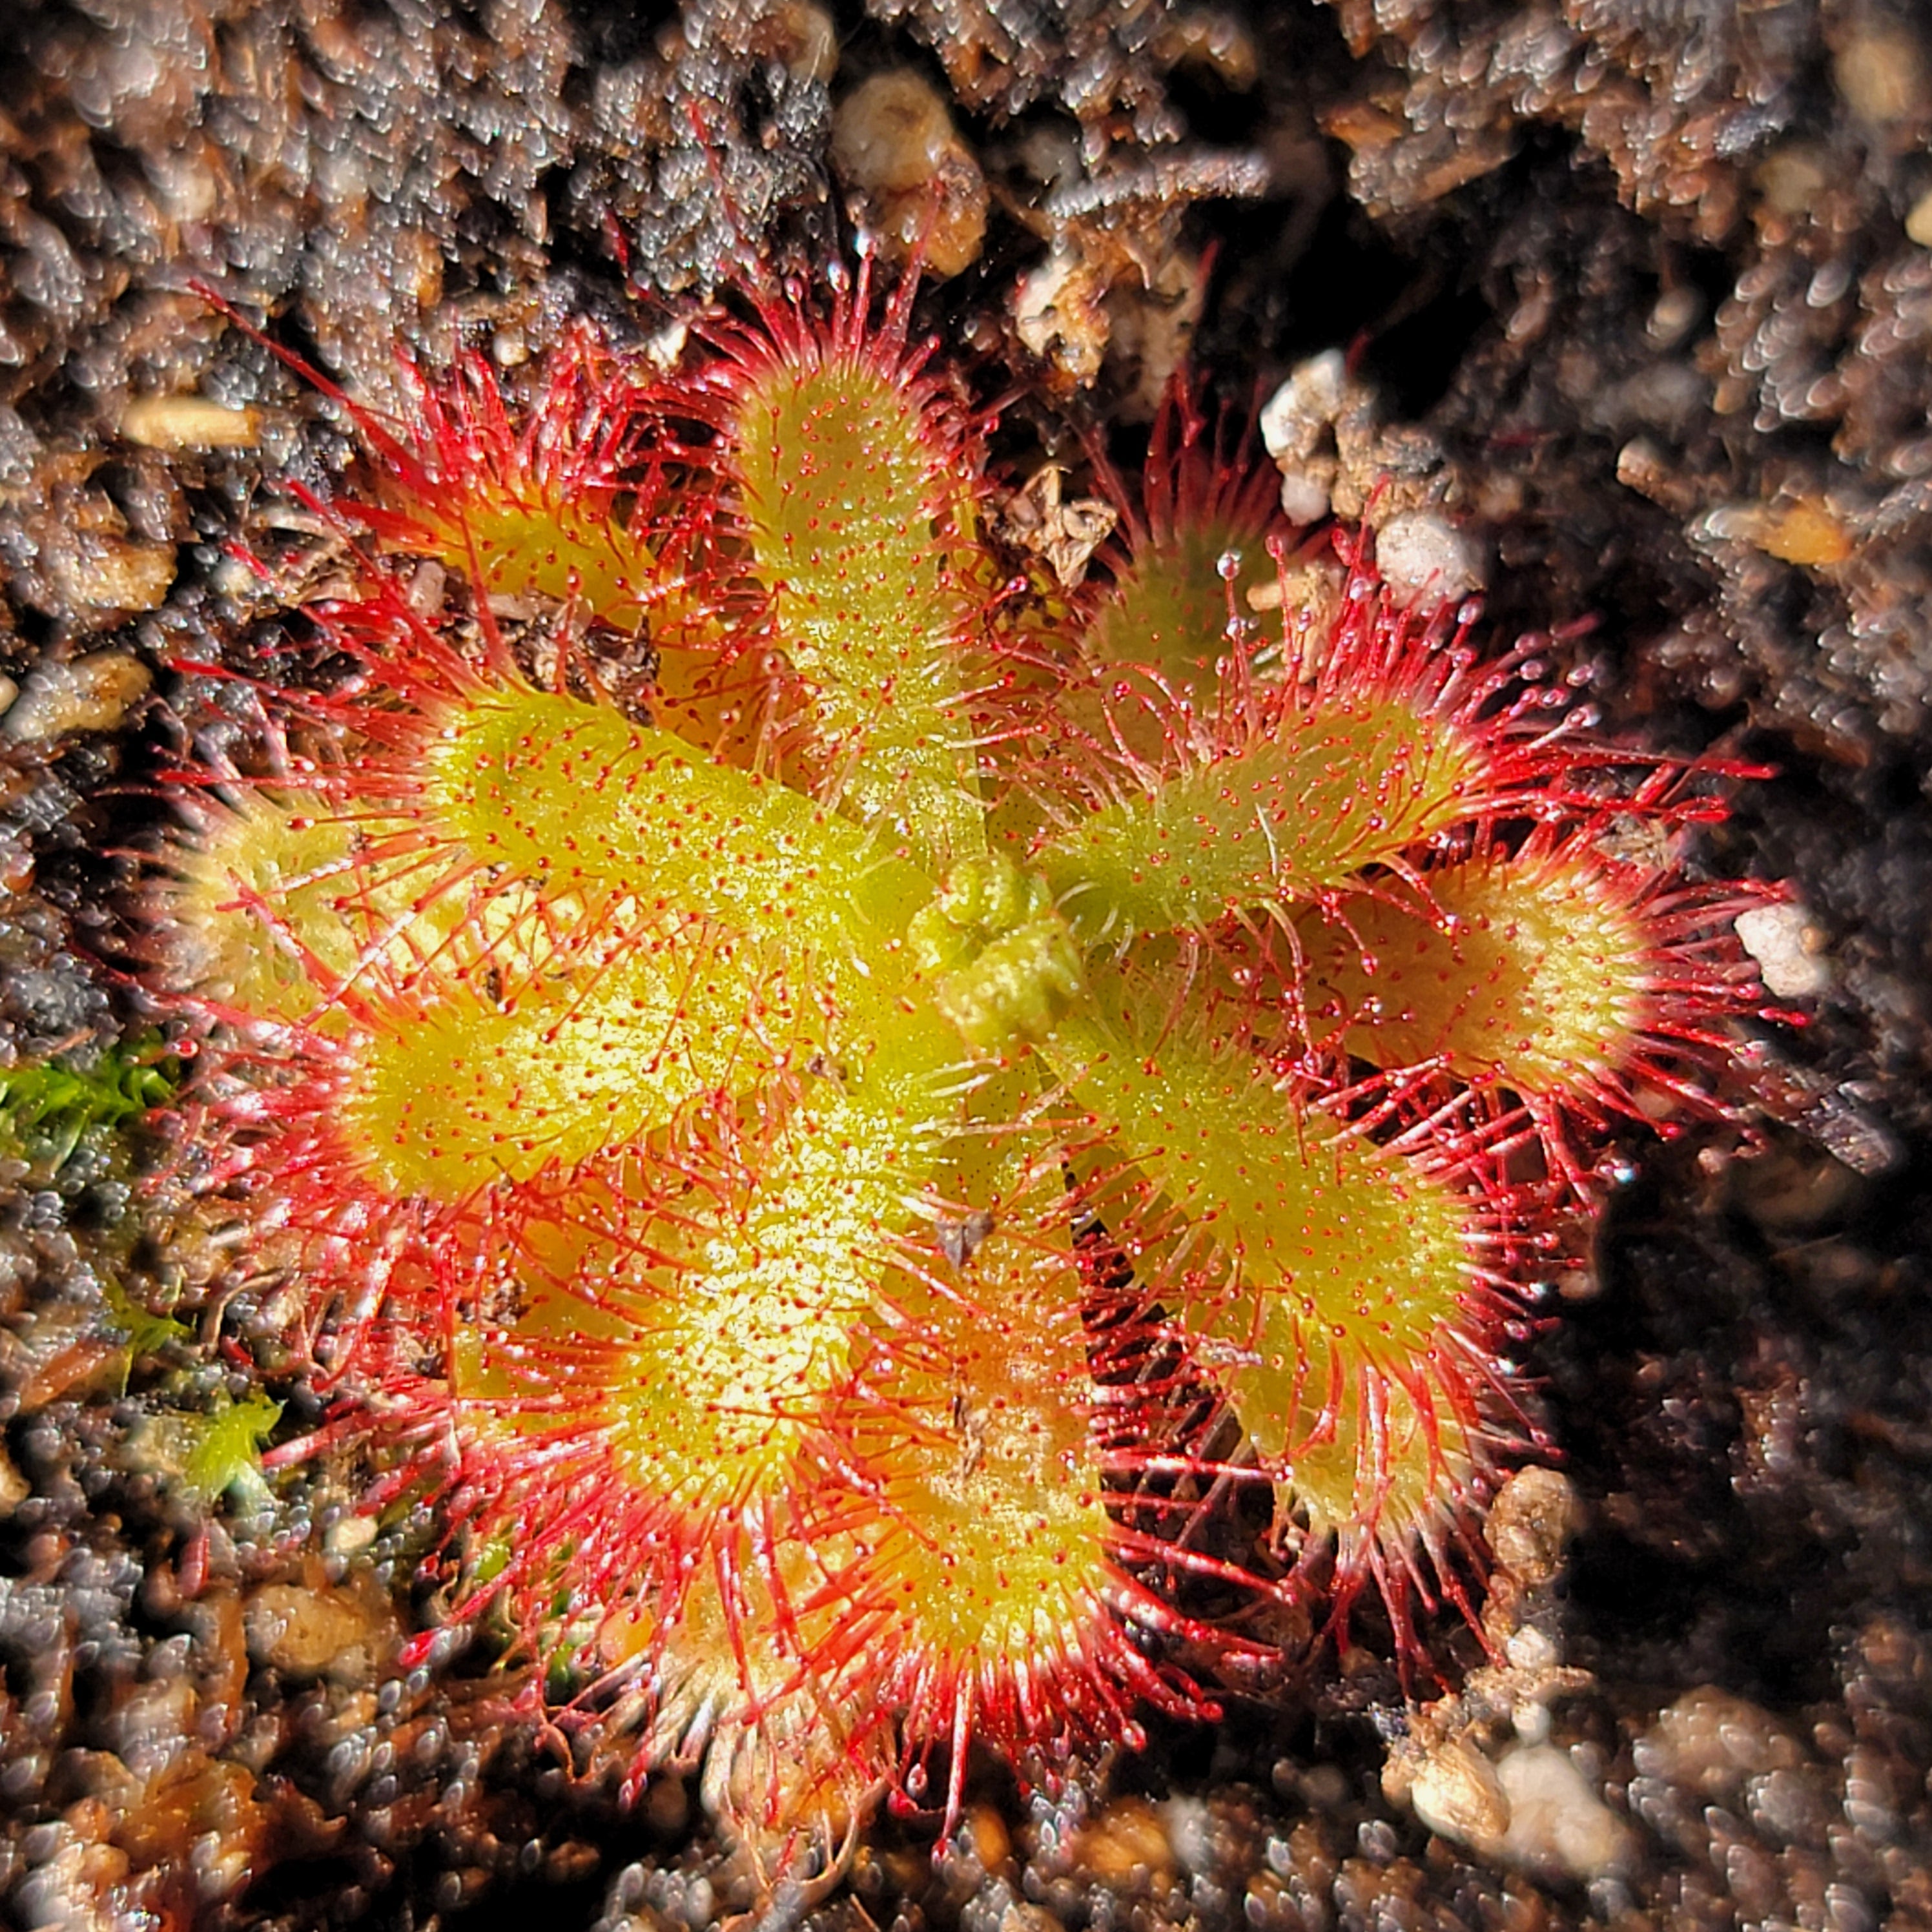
[150,265,1789,1838]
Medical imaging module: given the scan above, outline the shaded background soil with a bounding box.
[4,0,1932,1927]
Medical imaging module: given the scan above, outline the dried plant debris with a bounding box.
[3,0,1932,1927]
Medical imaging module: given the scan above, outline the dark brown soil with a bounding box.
[4,2,1932,1928]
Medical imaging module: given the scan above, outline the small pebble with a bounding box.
[1834,26,1928,128]
[1065,1795,1175,1882]
[1013,243,1109,385]
[1736,903,1833,998]
[1408,1738,1511,1846]
[121,396,261,449]
[1277,470,1333,526]
[1486,1466,1576,1585]
[831,71,987,279]
[243,1577,387,1685]
[4,652,151,742]
[1700,499,1854,568]
[45,538,176,617]
[1260,351,1348,464]
[1494,1745,1632,1882]
[1645,286,1701,349]
[0,1446,28,1513]
[1907,187,1932,249]
[1756,144,1831,216]
[323,1514,379,1559]
[773,0,836,82]
[1373,509,1484,601]
[1260,352,1348,523]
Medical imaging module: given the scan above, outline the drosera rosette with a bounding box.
[145,258,1798,1851]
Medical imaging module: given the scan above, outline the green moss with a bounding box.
[183,1392,283,1508]
[0,1036,178,1171]
[130,1392,284,1512]
[102,1278,191,1393]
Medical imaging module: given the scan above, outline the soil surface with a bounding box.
[4,1,1932,1929]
